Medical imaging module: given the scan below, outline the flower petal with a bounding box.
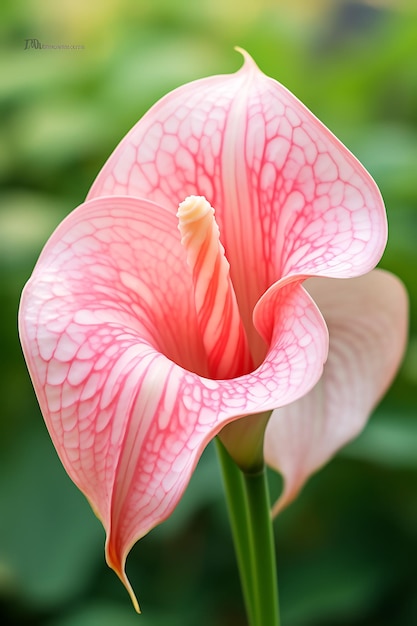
[19,194,329,604]
[102,280,328,598]
[88,50,387,346]
[19,195,203,528]
[264,270,408,515]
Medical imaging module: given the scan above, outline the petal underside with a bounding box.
[264,270,408,515]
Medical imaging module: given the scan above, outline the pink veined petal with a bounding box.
[104,281,328,602]
[87,50,387,348]
[18,197,204,563]
[264,269,408,516]
[19,195,329,608]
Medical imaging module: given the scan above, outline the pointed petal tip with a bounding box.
[234,46,260,72]
[106,541,141,613]
[271,483,301,518]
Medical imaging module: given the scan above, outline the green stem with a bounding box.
[243,467,280,626]
[216,439,280,626]
[216,439,255,625]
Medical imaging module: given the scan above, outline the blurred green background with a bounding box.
[1,0,416,624]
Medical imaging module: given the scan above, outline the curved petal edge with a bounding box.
[264,269,409,515]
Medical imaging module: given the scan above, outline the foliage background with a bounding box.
[1,0,416,624]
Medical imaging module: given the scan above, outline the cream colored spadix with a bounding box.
[177,195,253,379]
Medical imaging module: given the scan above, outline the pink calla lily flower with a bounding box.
[19,50,407,610]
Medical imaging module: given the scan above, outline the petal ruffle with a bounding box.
[19,195,329,605]
[264,270,408,515]
[87,50,387,346]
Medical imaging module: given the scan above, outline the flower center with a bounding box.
[177,195,254,379]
